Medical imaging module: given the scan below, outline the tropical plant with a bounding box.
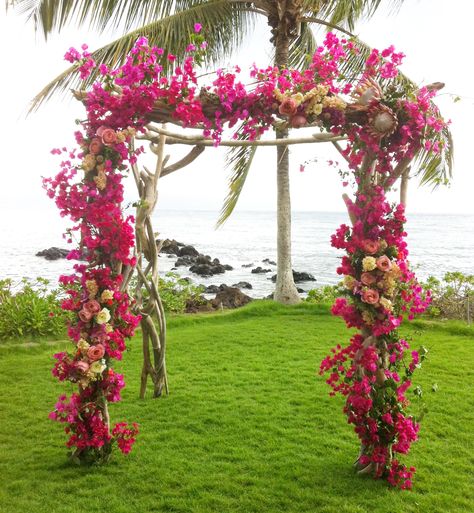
[423,272,474,321]
[0,277,71,339]
[8,0,452,305]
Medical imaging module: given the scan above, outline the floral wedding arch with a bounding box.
[45,27,450,487]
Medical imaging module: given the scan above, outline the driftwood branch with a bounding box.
[139,126,345,147]
[162,145,206,177]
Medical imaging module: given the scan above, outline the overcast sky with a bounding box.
[1,0,473,221]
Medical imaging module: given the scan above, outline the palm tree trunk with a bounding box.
[400,169,409,207]
[273,21,300,305]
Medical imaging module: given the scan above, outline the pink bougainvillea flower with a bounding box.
[194,23,202,33]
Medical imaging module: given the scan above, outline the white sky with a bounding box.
[1,0,473,220]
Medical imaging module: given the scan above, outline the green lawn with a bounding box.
[0,302,473,513]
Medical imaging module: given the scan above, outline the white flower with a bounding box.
[362,256,377,272]
[95,308,111,325]
[90,360,106,375]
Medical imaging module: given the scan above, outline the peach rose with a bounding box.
[78,308,93,323]
[376,255,392,272]
[76,360,90,373]
[360,272,376,286]
[101,128,117,146]
[361,288,380,305]
[290,114,307,128]
[84,299,101,315]
[89,137,103,155]
[278,97,298,116]
[362,239,380,255]
[87,344,105,361]
[96,125,108,137]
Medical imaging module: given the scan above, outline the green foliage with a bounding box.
[0,303,473,512]
[158,272,206,314]
[423,272,474,321]
[0,278,70,340]
[304,284,340,304]
[131,272,207,315]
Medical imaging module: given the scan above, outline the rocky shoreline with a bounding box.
[36,239,318,307]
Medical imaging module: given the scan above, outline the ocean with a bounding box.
[1,209,473,298]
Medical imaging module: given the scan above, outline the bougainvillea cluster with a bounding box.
[46,28,448,474]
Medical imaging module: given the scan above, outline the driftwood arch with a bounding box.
[48,36,450,488]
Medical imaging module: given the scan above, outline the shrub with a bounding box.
[424,272,474,322]
[130,272,207,315]
[0,278,70,340]
[159,273,206,314]
[305,284,340,304]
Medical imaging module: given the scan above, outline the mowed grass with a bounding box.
[0,301,473,513]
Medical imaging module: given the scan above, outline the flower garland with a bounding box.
[45,31,448,470]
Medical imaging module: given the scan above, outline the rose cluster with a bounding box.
[45,120,143,462]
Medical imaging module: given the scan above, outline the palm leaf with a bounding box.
[28,1,257,111]
[288,21,317,69]
[216,131,259,228]
[314,0,405,31]
[9,0,206,37]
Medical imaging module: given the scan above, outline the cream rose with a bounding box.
[95,308,111,325]
[362,256,377,272]
[89,360,106,375]
[77,339,90,352]
[81,154,96,172]
[100,289,114,302]
[379,297,393,312]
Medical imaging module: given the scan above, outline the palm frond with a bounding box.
[288,21,317,69]
[216,132,259,228]
[28,2,257,111]
[314,0,405,31]
[415,125,453,187]
[9,0,206,38]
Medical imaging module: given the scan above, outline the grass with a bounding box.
[0,301,473,513]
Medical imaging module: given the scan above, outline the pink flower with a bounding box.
[100,128,117,147]
[78,308,93,322]
[87,344,105,361]
[376,255,392,272]
[360,272,376,286]
[84,299,101,315]
[361,288,380,305]
[76,361,90,373]
[362,239,380,255]
[194,23,202,33]
[290,114,307,128]
[278,98,298,116]
[89,137,103,155]
[96,126,109,137]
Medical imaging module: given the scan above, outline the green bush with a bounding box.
[0,278,70,340]
[159,273,207,314]
[130,272,207,315]
[423,272,474,322]
[304,284,340,304]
